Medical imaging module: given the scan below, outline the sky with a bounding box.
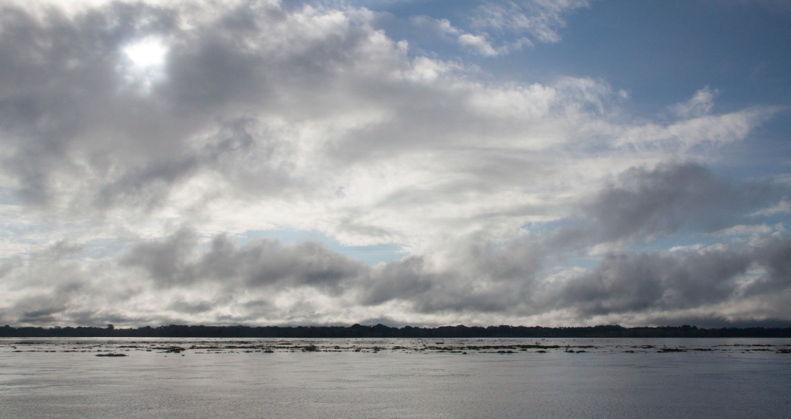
[1,0,790,328]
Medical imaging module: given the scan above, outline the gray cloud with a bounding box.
[0,241,135,326]
[121,228,198,286]
[0,2,179,205]
[554,249,753,316]
[3,223,791,326]
[585,162,783,242]
[555,238,791,324]
[358,257,435,306]
[6,158,791,326]
[354,235,547,315]
[747,237,791,295]
[167,299,219,314]
[0,2,303,211]
[123,229,366,293]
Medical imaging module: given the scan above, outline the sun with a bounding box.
[120,37,168,91]
[123,37,167,69]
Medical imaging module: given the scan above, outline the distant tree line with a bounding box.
[2,324,791,338]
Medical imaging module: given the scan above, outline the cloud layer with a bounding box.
[0,0,788,326]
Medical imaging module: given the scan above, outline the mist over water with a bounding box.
[2,338,790,418]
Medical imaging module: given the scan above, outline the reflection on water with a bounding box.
[1,338,790,418]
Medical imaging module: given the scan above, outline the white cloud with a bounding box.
[670,87,718,118]
[714,224,774,237]
[410,0,587,57]
[411,16,502,56]
[614,108,773,150]
[458,33,498,56]
[754,199,791,216]
[470,0,589,44]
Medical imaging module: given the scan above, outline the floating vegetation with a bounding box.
[0,338,788,357]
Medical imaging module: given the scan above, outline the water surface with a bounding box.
[1,338,789,418]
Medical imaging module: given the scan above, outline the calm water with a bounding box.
[1,338,790,418]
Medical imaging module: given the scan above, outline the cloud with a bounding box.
[411,16,501,56]
[469,0,588,45]
[754,199,791,216]
[553,237,791,322]
[457,33,499,56]
[124,229,366,292]
[669,87,717,118]
[0,240,140,326]
[554,247,753,316]
[751,237,791,293]
[0,0,788,327]
[585,162,783,243]
[121,228,199,286]
[411,0,587,56]
[0,0,774,251]
[615,107,774,150]
[1,165,790,326]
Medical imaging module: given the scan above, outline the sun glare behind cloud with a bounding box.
[120,36,168,91]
